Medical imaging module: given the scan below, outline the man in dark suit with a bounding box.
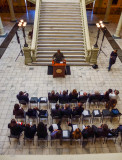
[53,49,64,63]
[17,91,29,103]
[108,50,118,71]
[59,90,69,103]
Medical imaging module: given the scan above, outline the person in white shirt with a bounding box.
[109,90,119,100]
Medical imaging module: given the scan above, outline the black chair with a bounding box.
[110,110,121,123]
[92,109,102,123]
[19,100,28,107]
[106,130,119,143]
[38,97,48,109]
[8,133,20,145]
[49,99,58,109]
[70,99,78,107]
[94,135,106,144]
[29,97,38,108]
[37,135,48,147]
[38,110,48,123]
[61,130,71,145]
[82,110,92,123]
[102,109,111,123]
[71,114,81,124]
[23,135,35,145]
[27,112,38,125]
[89,99,100,108]
[82,135,94,144]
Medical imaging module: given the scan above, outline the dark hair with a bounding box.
[10,119,16,127]
[63,90,67,95]
[19,91,24,96]
[55,104,60,110]
[14,104,20,111]
[72,89,77,95]
[108,89,112,93]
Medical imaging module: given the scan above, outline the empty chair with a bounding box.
[110,108,121,122]
[92,109,102,123]
[38,97,48,109]
[82,110,92,123]
[102,109,111,123]
[29,97,38,108]
[61,130,71,145]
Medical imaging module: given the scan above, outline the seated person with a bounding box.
[82,125,94,138]
[8,119,24,136]
[24,124,36,139]
[69,89,78,102]
[16,91,29,103]
[59,90,69,103]
[48,90,59,102]
[61,104,72,118]
[100,89,112,101]
[78,92,88,102]
[117,125,122,132]
[92,124,109,137]
[109,90,119,100]
[88,91,101,103]
[53,49,64,63]
[106,99,117,109]
[67,122,82,139]
[72,103,84,116]
[49,121,62,139]
[51,104,62,118]
[13,104,25,117]
[37,122,48,139]
[26,108,38,117]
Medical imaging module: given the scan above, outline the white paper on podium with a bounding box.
[73,125,78,131]
[52,124,58,130]
[63,131,68,137]
[41,97,46,101]
[60,62,63,64]
[80,91,83,95]
[82,110,88,116]
[51,104,55,109]
[94,110,99,115]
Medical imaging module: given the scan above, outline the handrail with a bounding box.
[27,0,36,4]
[86,0,95,5]
[80,0,91,53]
[31,0,41,52]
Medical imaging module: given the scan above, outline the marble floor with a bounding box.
[0,8,122,155]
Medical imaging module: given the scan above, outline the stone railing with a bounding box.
[80,0,91,62]
[31,0,41,62]
[27,0,36,4]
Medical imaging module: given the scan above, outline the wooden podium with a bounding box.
[52,60,66,78]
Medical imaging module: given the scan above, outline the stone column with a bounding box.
[113,12,122,38]
[104,0,112,23]
[23,47,32,65]
[90,46,99,64]
[7,0,17,22]
[0,17,5,36]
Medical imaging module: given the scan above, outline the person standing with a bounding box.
[108,50,118,71]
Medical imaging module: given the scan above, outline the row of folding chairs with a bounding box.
[8,129,122,146]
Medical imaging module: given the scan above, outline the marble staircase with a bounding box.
[32,2,91,66]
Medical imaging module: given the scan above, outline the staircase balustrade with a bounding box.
[80,0,91,62]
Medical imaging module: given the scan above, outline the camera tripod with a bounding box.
[15,31,24,62]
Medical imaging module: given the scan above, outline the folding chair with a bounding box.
[29,97,38,108]
[92,109,102,123]
[82,110,92,123]
[8,133,20,145]
[38,97,48,109]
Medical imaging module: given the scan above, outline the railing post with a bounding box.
[23,47,32,65]
[90,46,99,64]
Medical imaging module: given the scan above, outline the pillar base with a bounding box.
[0,33,8,37]
[112,35,121,39]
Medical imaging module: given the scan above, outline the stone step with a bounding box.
[36,58,86,62]
[37,37,84,40]
[37,47,85,51]
[38,34,83,37]
[29,62,91,66]
[39,19,82,22]
[40,8,80,11]
[39,22,82,25]
[39,25,82,28]
[40,11,80,14]
[36,51,85,55]
[40,13,81,16]
[40,17,81,20]
[40,6,80,9]
[37,44,84,48]
[42,2,79,6]
[36,54,85,58]
[38,31,83,34]
[39,28,83,31]
[37,41,84,44]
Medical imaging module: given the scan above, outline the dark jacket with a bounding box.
[110,51,117,64]
[82,127,94,138]
[48,93,59,102]
[26,109,37,117]
[78,95,88,102]
[13,108,25,117]
[51,108,62,118]
[69,93,78,102]
[8,123,23,136]
[24,125,36,138]
[59,94,69,103]
[72,106,84,116]
[37,124,47,139]
[61,107,72,117]
[17,94,29,103]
